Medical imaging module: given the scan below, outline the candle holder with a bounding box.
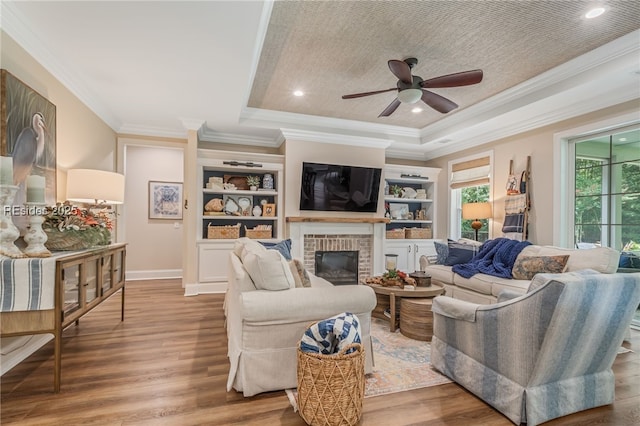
[0,185,26,258]
[385,253,398,272]
[23,203,51,258]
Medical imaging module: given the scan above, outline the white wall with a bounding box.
[124,144,184,279]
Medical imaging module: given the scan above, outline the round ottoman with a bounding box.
[399,298,434,341]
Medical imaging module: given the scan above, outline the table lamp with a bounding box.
[66,169,125,206]
[462,202,492,241]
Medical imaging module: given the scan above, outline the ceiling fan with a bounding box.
[342,58,483,117]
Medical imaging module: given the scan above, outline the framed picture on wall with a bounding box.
[1,69,57,232]
[149,181,183,219]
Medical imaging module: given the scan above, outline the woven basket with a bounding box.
[385,229,405,239]
[296,343,365,426]
[44,227,110,251]
[405,227,432,239]
[207,224,240,239]
[245,228,271,239]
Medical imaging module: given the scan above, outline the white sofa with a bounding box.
[422,244,620,304]
[225,238,377,397]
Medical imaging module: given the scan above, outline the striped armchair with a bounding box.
[431,272,640,426]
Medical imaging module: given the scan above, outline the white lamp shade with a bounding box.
[66,169,125,204]
[462,202,492,220]
[397,88,422,104]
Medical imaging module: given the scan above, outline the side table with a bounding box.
[400,298,435,341]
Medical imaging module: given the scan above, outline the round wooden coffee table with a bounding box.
[366,283,444,332]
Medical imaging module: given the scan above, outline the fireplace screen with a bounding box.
[314,250,359,285]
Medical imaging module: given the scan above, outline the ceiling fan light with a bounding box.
[397,88,422,104]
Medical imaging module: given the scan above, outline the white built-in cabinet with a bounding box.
[383,164,441,272]
[196,150,284,284]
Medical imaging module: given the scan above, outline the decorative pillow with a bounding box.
[259,239,292,260]
[444,239,479,266]
[243,249,296,291]
[434,241,449,265]
[289,258,312,288]
[512,255,570,280]
[238,238,267,262]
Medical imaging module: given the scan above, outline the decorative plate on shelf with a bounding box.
[223,197,239,214]
[237,197,252,215]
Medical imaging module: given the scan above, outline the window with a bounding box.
[572,127,640,258]
[449,154,492,242]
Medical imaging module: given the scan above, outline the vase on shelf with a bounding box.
[263,173,273,190]
[252,205,262,217]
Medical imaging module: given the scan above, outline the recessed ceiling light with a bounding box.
[585,7,605,19]
[293,90,304,97]
[412,107,423,113]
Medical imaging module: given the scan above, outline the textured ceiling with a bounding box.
[3,1,638,159]
[249,1,640,128]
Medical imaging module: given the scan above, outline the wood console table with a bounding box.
[0,243,126,392]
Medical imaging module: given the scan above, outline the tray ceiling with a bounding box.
[2,1,639,159]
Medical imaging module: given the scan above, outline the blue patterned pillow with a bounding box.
[434,241,449,264]
[259,239,292,260]
[444,239,479,266]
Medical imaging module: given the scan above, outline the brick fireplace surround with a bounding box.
[287,217,388,282]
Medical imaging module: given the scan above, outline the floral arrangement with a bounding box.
[390,185,403,197]
[42,202,113,250]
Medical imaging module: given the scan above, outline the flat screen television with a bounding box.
[299,162,382,212]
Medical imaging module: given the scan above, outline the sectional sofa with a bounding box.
[422,242,621,304]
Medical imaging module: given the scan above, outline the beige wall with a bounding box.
[425,100,639,245]
[283,139,386,219]
[123,143,184,275]
[1,31,117,201]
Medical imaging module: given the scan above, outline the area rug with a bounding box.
[286,317,452,410]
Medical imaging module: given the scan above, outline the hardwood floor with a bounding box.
[2,279,639,425]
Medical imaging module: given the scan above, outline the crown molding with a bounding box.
[117,123,188,140]
[1,2,122,132]
[199,128,282,147]
[280,128,392,149]
[419,29,640,147]
[422,81,640,159]
[240,107,422,142]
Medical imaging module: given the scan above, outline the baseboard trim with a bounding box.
[184,282,228,296]
[126,269,182,281]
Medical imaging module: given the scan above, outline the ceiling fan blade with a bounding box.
[378,98,401,117]
[421,90,458,113]
[342,88,397,99]
[388,60,413,85]
[421,69,484,88]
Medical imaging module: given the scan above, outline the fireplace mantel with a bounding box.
[287,218,386,277]
[286,217,389,224]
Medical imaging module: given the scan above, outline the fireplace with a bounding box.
[315,250,359,285]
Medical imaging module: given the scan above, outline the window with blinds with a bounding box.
[450,156,490,189]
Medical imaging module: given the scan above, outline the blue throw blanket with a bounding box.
[452,238,531,279]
